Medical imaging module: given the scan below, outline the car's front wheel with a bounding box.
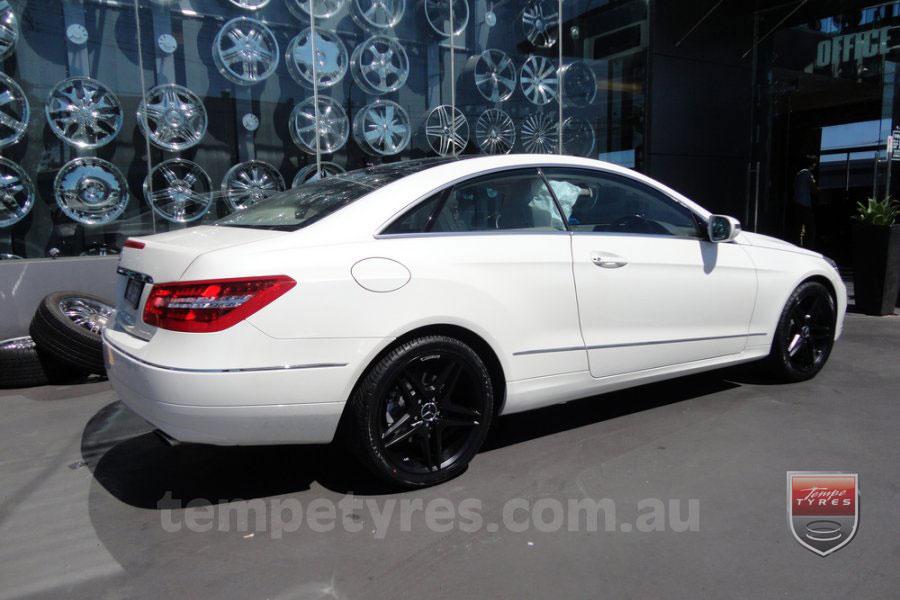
[766,280,837,382]
[347,335,494,488]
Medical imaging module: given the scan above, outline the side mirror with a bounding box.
[708,215,742,243]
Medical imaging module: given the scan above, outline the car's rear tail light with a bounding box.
[124,239,145,250]
[143,275,296,333]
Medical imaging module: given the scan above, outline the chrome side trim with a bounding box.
[514,333,767,356]
[103,330,347,373]
[513,346,585,356]
[116,266,154,283]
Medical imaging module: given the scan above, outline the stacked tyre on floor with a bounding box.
[0,292,114,389]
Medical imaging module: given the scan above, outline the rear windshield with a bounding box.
[217,158,460,231]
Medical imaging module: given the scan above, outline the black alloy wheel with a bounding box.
[767,281,836,382]
[347,335,493,488]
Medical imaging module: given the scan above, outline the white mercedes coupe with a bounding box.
[104,155,846,487]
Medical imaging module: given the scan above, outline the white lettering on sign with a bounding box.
[815,27,892,68]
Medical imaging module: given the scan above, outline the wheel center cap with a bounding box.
[801,325,811,338]
[420,402,439,422]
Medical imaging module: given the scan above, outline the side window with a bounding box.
[381,192,444,234]
[541,168,701,238]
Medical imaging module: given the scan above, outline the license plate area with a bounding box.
[124,277,144,310]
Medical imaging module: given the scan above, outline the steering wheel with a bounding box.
[611,214,669,235]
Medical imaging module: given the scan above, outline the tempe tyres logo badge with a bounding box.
[787,472,859,556]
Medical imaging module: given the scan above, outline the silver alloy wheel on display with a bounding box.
[292,162,345,187]
[475,108,515,155]
[352,0,405,30]
[424,105,468,156]
[559,61,597,107]
[561,116,595,156]
[286,0,346,20]
[286,28,348,88]
[424,0,468,37]
[213,18,279,86]
[0,1,18,61]
[473,49,516,103]
[45,77,123,149]
[351,35,409,94]
[137,84,207,151]
[522,0,558,48]
[353,99,410,155]
[54,158,130,225]
[58,296,114,334]
[520,55,558,105]
[520,112,558,154]
[0,158,34,228]
[289,96,349,154]
[227,0,271,8]
[143,158,213,223]
[0,73,28,148]
[221,160,285,211]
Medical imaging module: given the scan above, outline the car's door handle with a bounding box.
[590,252,628,269]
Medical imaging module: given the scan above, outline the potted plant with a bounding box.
[851,196,900,315]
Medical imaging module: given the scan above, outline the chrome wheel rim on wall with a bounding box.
[286,28,348,88]
[560,61,597,107]
[353,99,410,155]
[0,73,28,148]
[473,49,516,103]
[287,0,346,20]
[351,35,409,94]
[58,296,114,334]
[221,160,285,211]
[46,77,123,149]
[475,108,515,155]
[520,55,558,105]
[424,0,468,37]
[227,0,271,9]
[561,116,595,156]
[54,157,129,225]
[213,17,279,86]
[352,0,405,30]
[137,84,207,151]
[521,112,558,154]
[292,162,345,187]
[522,0,558,48]
[0,158,34,228]
[290,96,349,154]
[143,158,213,223]
[425,105,468,156]
[0,1,18,61]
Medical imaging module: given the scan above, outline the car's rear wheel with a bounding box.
[347,335,494,488]
[766,281,836,382]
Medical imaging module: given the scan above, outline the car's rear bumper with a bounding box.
[103,330,349,445]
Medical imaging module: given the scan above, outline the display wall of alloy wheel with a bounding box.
[424,0,468,37]
[424,105,468,156]
[286,0,346,20]
[286,28,348,88]
[520,55,558,105]
[29,291,114,375]
[0,157,34,228]
[143,158,213,223]
[472,49,516,103]
[290,96,349,154]
[0,73,28,148]
[292,162,345,187]
[0,1,18,61]
[352,0,405,30]
[213,17,279,86]
[54,157,129,225]
[561,116,595,156]
[560,61,597,107]
[522,0,558,48]
[227,0,270,9]
[521,112,558,154]
[351,35,409,94]
[222,160,285,211]
[137,84,207,151]
[353,99,411,155]
[475,108,515,155]
[45,77,123,149]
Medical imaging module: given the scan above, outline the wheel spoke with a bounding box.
[382,415,421,448]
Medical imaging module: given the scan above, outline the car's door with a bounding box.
[541,167,758,379]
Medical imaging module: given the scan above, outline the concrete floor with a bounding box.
[1,313,898,599]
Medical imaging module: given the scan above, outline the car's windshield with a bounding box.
[217,158,460,231]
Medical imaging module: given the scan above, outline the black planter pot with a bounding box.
[851,223,900,315]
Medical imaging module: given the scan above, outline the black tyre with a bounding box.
[29,292,115,375]
[766,281,837,382]
[0,336,80,389]
[347,335,494,488]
